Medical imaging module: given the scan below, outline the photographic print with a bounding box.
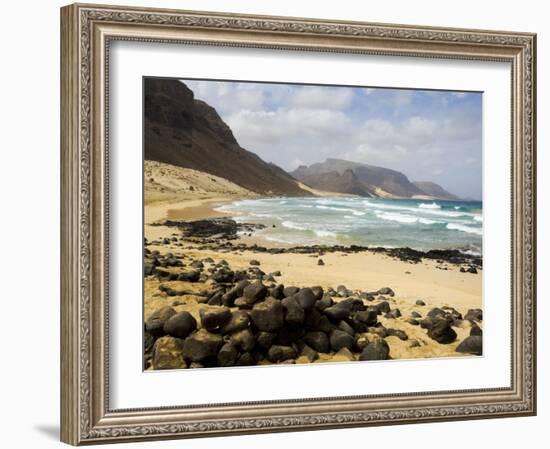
[143,77,483,370]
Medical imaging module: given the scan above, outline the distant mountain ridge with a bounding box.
[144,78,311,197]
[291,158,460,200]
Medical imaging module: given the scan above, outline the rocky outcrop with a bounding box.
[144,78,310,196]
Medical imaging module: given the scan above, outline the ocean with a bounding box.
[216,197,483,256]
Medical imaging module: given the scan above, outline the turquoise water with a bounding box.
[216,197,483,255]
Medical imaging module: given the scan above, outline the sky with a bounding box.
[183,79,482,200]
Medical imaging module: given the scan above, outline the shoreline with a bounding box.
[144,192,483,370]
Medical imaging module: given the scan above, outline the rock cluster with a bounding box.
[144,252,483,370]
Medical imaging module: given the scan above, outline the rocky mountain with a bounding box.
[144,78,310,196]
[412,182,460,201]
[291,158,459,200]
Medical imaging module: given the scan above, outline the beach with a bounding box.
[143,162,483,369]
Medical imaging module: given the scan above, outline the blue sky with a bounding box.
[184,79,482,199]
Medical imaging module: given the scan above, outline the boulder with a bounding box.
[199,306,232,332]
[324,302,352,322]
[152,336,186,369]
[281,296,305,326]
[236,352,256,366]
[219,311,250,334]
[355,309,378,326]
[250,298,284,332]
[222,280,250,306]
[276,326,305,345]
[181,329,223,362]
[256,331,276,350]
[267,345,297,363]
[386,328,408,341]
[297,342,318,362]
[311,286,324,300]
[283,286,300,297]
[338,320,355,336]
[243,280,268,304]
[373,301,391,315]
[217,342,239,367]
[427,320,457,344]
[358,338,390,361]
[177,271,201,282]
[163,311,197,339]
[294,288,317,311]
[317,259,325,266]
[464,308,483,322]
[456,336,482,355]
[377,287,395,297]
[330,329,355,351]
[470,323,483,336]
[315,295,334,311]
[332,347,354,362]
[249,259,261,266]
[415,299,426,306]
[231,329,256,352]
[145,306,176,337]
[303,331,330,353]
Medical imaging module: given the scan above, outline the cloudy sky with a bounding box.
[184,79,482,199]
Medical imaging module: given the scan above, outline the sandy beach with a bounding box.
[143,163,483,369]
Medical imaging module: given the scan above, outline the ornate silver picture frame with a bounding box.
[60,3,536,445]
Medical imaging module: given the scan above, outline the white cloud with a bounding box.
[288,87,353,110]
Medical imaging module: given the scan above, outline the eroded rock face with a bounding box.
[152,336,186,369]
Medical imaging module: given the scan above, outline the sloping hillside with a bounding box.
[144,78,310,197]
[412,181,460,201]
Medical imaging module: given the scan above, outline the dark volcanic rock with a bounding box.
[464,308,483,322]
[243,280,268,304]
[377,287,395,297]
[373,301,391,315]
[294,288,316,311]
[330,329,355,351]
[219,310,250,334]
[267,345,297,363]
[355,309,378,326]
[276,326,306,345]
[311,286,324,300]
[324,301,352,322]
[456,336,482,355]
[250,298,284,332]
[386,328,408,341]
[145,306,176,337]
[163,311,197,339]
[177,271,201,282]
[222,280,250,306]
[281,296,305,326]
[181,329,223,362]
[217,342,239,367]
[317,259,325,266]
[152,336,186,370]
[269,284,285,299]
[236,352,256,366]
[315,295,334,311]
[231,329,256,352]
[359,338,390,361]
[199,306,232,332]
[427,320,457,344]
[283,286,300,297]
[303,331,330,353]
[256,331,276,350]
[470,323,483,336]
[415,299,426,306]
